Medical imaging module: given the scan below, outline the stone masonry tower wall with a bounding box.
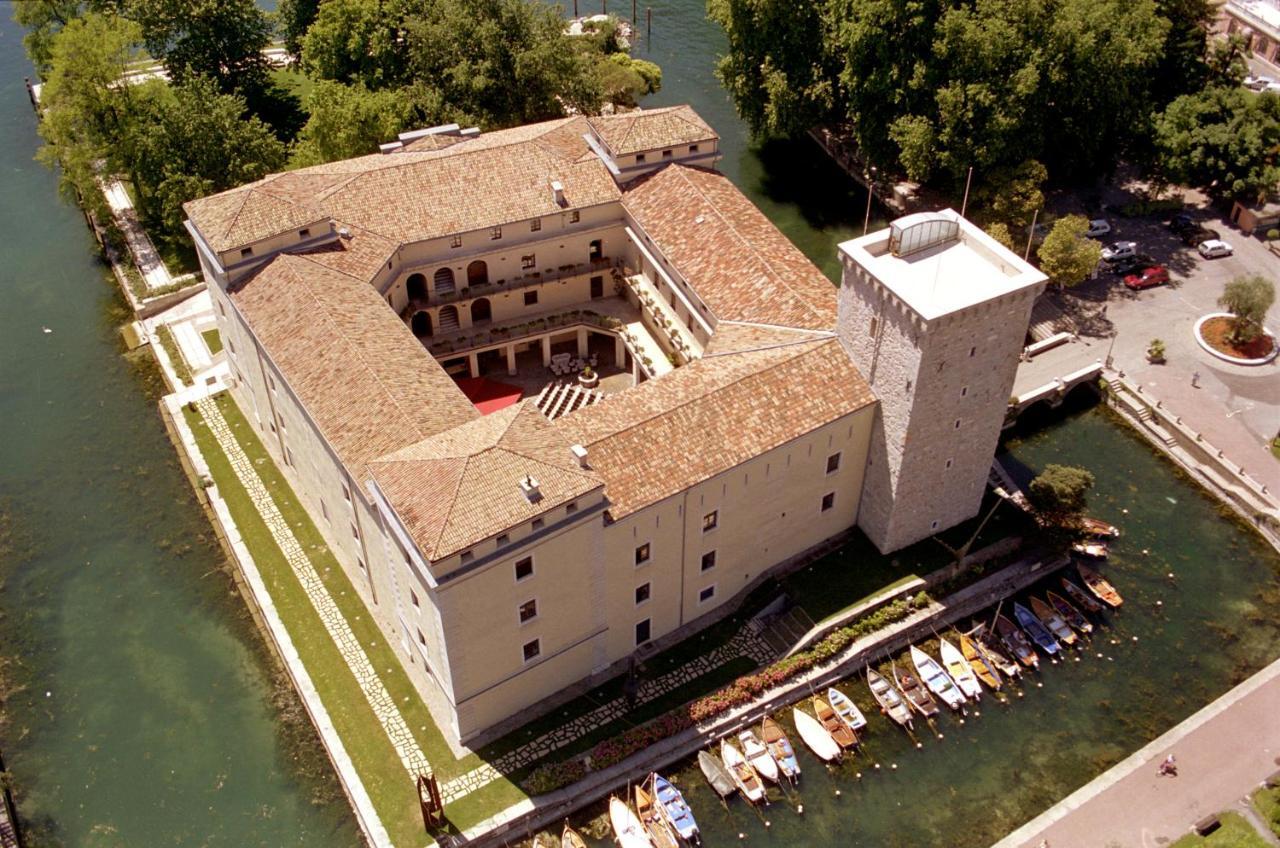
[836,210,1046,553]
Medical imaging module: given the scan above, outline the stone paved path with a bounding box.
[197,397,431,781]
[100,178,174,292]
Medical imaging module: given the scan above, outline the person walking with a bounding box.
[1191,371,1200,389]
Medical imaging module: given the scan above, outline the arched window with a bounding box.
[433,267,455,294]
[411,311,433,337]
[588,239,603,262]
[406,273,427,301]
[470,298,492,325]
[438,305,460,332]
[466,260,488,287]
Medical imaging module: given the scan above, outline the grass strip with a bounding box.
[202,328,223,354]
[1170,812,1272,847]
[157,324,192,385]
[1253,785,1280,837]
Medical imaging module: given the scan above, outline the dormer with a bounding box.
[585,105,720,181]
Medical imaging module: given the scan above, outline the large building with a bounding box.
[184,106,1046,746]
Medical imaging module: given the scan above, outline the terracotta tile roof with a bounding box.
[702,322,835,356]
[555,339,874,518]
[588,106,717,155]
[294,222,397,282]
[184,179,333,253]
[622,164,838,331]
[369,402,604,560]
[229,254,478,476]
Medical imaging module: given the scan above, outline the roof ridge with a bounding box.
[216,187,259,244]
[427,454,474,556]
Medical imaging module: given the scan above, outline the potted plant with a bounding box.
[1147,338,1166,363]
[579,365,598,388]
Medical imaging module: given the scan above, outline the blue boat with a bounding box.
[1013,602,1060,655]
[652,773,700,844]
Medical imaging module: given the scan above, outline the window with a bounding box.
[689,144,699,154]
[570,210,580,224]
[930,520,940,530]
[515,557,534,581]
[530,219,542,232]
[460,550,474,564]
[240,247,253,257]
[218,301,226,316]
[945,458,953,469]
[954,419,962,429]
[410,589,420,608]
[662,149,673,159]
[869,316,878,337]
[357,556,367,571]
[298,228,310,239]
[531,517,544,531]
[489,226,502,240]
[635,583,650,605]
[635,619,651,645]
[701,550,716,572]
[524,291,538,306]
[321,500,330,523]
[451,235,462,248]
[497,533,510,546]
[228,340,236,356]
[702,511,718,532]
[822,492,836,512]
[350,523,360,541]
[565,501,578,515]
[522,639,541,662]
[417,628,426,646]
[636,153,647,164]
[590,275,604,298]
[961,386,968,397]
[521,254,536,269]
[969,346,977,357]
[826,453,842,474]
[518,599,538,623]
[699,585,716,604]
[267,374,276,392]
[285,446,295,467]
[635,543,650,565]
[342,482,351,503]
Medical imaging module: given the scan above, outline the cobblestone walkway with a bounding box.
[440,623,772,801]
[197,398,431,780]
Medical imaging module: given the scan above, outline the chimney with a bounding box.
[570,444,589,468]
[551,180,566,207]
[337,226,352,240]
[378,141,404,154]
[519,475,542,502]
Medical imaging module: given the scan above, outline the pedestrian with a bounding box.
[1191,371,1200,388]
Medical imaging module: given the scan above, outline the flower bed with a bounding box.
[1197,316,1276,360]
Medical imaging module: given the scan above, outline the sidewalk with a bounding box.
[993,657,1280,848]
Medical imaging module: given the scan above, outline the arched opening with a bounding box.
[470,297,492,325]
[411,310,433,337]
[433,267,455,295]
[438,305,460,332]
[407,273,427,301]
[588,239,603,262]
[467,260,489,287]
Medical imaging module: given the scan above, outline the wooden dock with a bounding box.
[0,749,22,848]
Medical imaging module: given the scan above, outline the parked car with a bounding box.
[1110,254,1157,276]
[1182,226,1220,246]
[1084,219,1112,238]
[1123,265,1171,290]
[1102,241,1138,262]
[1244,75,1274,92]
[1197,239,1233,259]
[1168,212,1196,233]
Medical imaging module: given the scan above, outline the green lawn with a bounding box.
[271,66,316,105]
[202,328,223,355]
[1271,436,1279,461]
[185,394,525,843]
[157,324,192,385]
[1253,785,1280,837]
[1170,812,1272,847]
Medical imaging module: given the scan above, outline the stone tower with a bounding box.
[836,209,1047,553]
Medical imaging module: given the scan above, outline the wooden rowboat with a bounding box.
[827,687,867,732]
[609,795,652,848]
[1013,602,1061,656]
[960,633,1002,691]
[761,717,801,783]
[813,695,857,748]
[562,824,589,848]
[1081,516,1120,538]
[910,646,966,711]
[867,667,914,729]
[974,630,1022,679]
[1047,590,1093,634]
[939,637,983,700]
[1030,596,1078,646]
[792,707,842,762]
[892,660,940,717]
[636,783,679,848]
[1061,577,1105,613]
[697,750,735,799]
[1072,541,1109,559]
[995,613,1040,669]
[1078,564,1123,608]
[738,729,779,784]
[720,738,766,804]
[651,773,699,844]
[532,835,554,848]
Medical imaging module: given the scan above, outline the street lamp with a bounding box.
[863,165,877,236]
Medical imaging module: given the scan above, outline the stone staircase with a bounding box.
[534,380,604,420]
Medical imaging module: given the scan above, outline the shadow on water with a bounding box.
[753,136,879,233]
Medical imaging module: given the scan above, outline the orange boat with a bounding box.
[813,695,857,749]
[1078,564,1123,608]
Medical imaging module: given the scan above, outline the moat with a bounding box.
[3,5,1280,848]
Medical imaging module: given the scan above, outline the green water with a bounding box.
[0,17,356,847]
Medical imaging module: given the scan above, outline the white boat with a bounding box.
[720,738,766,803]
[737,729,779,784]
[939,637,983,700]
[792,707,842,762]
[826,687,868,730]
[609,795,654,848]
[910,645,967,711]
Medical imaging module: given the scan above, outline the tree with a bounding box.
[11,0,120,74]
[598,54,663,107]
[985,222,1016,252]
[1151,0,1214,107]
[1028,464,1095,523]
[1037,215,1102,288]
[290,81,418,168]
[1217,274,1276,345]
[1153,87,1280,202]
[125,0,272,94]
[301,0,408,89]
[973,159,1047,229]
[277,0,321,56]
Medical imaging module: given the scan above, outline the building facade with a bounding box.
[184,106,1043,746]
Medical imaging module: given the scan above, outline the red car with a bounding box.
[1123,265,1170,290]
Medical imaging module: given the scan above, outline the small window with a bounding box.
[590,275,604,298]
[228,340,236,356]
[931,520,940,530]
[268,374,276,392]
[518,599,538,623]
[524,291,538,306]
[451,235,462,248]
[298,228,310,239]
[565,501,578,515]
[702,511,718,532]
[521,254,536,269]
[285,446,295,467]
[945,458,953,469]
[357,556,367,571]
[321,500,330,523]
[701,550,716,572]
[635,543,650,565]
[954,419,962,430]
[417,628,426,646]
[689,144,699,154]
[821,492,835,512]
[490,226,502,240]
[635,583,651,605]
[522,639,541,662]
[530,219,542,232]
[342,482,351,503]
[699,585,716,603]
[961,386,968,397]
[636,153,647,164]
[410,589,420,608]
[240,247,253,258]
[532,517,544,531]
[515,557,534,581]
[350,523,360,541]
[969,346,977,357]
[826,453,841,474]
[662,149,672,159]
[570,210,580,224]
[460,550,473,564]
[218,301,226,316]
[869,316,878,337]
[497,533,510,546]
[635,619,651,645]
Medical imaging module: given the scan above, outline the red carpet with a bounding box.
[454,376,524,415]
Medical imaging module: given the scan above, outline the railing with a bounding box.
[623,274,695,365]
[419,257,616,309]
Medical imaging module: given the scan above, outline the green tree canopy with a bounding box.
[12,0,119,74]
[290,81,418,168]
[1028,464,1095,522]
[1154,87,1280,202]
[598,54,663,107]
[1218,274,1277,344]
[1037,215,1102,288]
[125,0,272,94]
[277,0,321,56]
[301,0,408,89]
[972,159,1047,229]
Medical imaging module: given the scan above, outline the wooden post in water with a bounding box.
[602,0,607,13]
[647,7,652,41]
[573,0,578,15]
